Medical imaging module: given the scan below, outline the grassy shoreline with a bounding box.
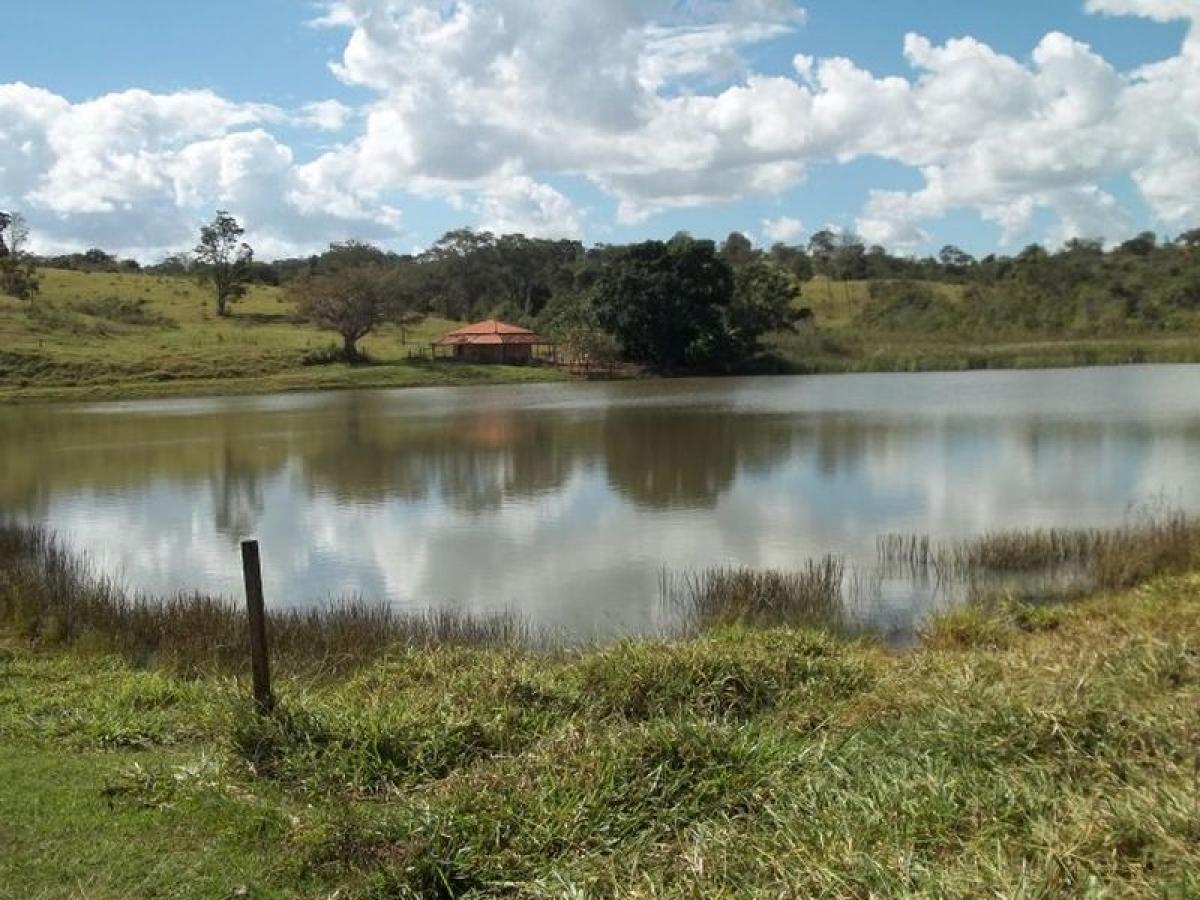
[3,525,1199,897]
[0,358,570,405]
[6,334,1200,405]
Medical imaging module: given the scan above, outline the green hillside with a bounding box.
[0,269,565,402]
[4,266,1200,403]
[766,275,1200,374]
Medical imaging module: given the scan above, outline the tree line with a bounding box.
[5,207,1200,371]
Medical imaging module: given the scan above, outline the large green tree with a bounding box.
[729,261,802,357]
[768,242,814,282]
[592,235,736,371]
[289,265,420,361]
[493,234,582,319]
[720,231,757,267]
[416,229,583,322]
[318,239,395,272]
[1178,228,1200,249]
[421,229,500,320]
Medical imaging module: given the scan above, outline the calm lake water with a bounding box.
[4,366,1200,639]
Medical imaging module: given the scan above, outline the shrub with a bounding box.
[74,295,176,327]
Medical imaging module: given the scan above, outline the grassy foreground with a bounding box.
[3,530,1199,897]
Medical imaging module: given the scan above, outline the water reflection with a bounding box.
[303,404,600,511]
[212,437,267,541]
[603,409,799,509]
[3,366,1200,637]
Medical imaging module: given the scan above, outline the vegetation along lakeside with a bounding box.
[2,514,1199,897]
[3,212,1200,404]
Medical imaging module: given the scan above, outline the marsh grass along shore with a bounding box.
[8,511,1197,670]
[2,518,1199,896]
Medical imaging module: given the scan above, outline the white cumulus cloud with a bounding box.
[1085,0,1200,24]
[2,0,1199,256]
[0,83,399,258]
[475,175,584,239]
[297,99,354,132]
[303,0,1200,248]
[762,215,805,243]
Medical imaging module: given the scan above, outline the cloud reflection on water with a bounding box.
[4,367,1200,636]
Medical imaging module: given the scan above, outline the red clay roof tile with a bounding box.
[435,320,550,346]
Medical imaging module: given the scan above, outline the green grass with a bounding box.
[766,276,1200,374]
[3,578,1197,898]
[662,556,847,633]
[767,328,1200,374]
[0,269,568,403]
[3,523,1200,897]
[0,645,312,899]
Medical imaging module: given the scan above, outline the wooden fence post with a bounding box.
[240,540,275,714]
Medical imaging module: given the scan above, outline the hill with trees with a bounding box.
[3,208,1200,401]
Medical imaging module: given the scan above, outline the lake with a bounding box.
[4,365,1200,639]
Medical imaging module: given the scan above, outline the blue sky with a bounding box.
[0,1,1196,259]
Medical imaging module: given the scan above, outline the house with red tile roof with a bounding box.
[431,320,556,364]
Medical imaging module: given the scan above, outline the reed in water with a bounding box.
[662,556,846,633]
[876,508,1200,588]
[0,524,529,675]
[4,508,1198,673]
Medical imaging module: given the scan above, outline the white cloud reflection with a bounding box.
[10,369,1200,638]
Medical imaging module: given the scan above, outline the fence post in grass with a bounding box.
[240,540,275,715]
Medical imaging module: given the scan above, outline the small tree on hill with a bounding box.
[194,211,253,316]
[289,265,420,361]
[720,231,756,267]
[1118,231,1157,256]
[938,245,976,276]
[0,211,40,302]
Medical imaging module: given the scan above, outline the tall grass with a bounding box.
[877,508,1200,589]
[662,556,846,633]
[0,524,528,675]
[4,509,1198,674]
[665,509,1200,639]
